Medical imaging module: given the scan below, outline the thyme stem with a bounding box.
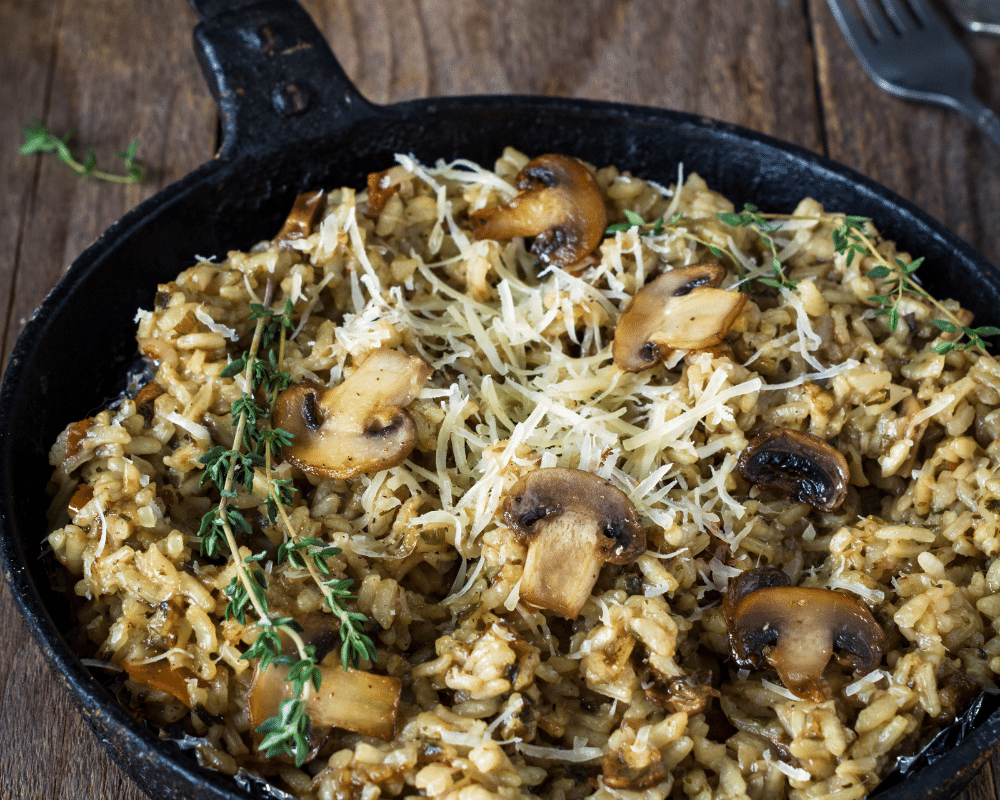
[19,120,144,184]
[610,204,997,356]
[844,223,992,357]
[195,278,378,763]
[216,287,273,621]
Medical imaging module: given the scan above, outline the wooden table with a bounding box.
[2,0,999,797]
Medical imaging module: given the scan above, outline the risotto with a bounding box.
[44,147,1000,800]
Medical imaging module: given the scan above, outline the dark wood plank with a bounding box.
[962,759,999,800]
[0,0,62,367]
[305,0,824,151]
[0,0,212,795]
[1,0,215,370]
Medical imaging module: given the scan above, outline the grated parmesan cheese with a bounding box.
[762,679,805,702]
[164,412,212,446]
[194,307,239,342]
[764,751,812,782]
[783,287,825,371]
[515,737,603,762]
[845,669,891,697]
[486,695,525,736]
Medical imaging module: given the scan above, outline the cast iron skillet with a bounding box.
[2,0,1000,798]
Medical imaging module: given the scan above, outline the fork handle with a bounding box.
[953,94,1000,150]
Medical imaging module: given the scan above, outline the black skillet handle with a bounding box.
[187,0,375,160]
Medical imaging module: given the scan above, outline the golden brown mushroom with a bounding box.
[273,348,432,479]
[721,564,791,619]
[470,154,607,269]
[67,484,94,516]
[249,660,401,741]
[122,659,194,707]
[367,167,404,218]
[502,468,645,619]
[612,263,747,372]
[737,427,850,512]
[724,567,886,702]
[272,190,325,247]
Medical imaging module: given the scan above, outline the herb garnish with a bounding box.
[606,205,799,290]
[716,204,799,290]
[606,208,677,237]
[19,119,144,184]
[607,203,997,355]
[196,284,376,765]
[832,216,1000,355]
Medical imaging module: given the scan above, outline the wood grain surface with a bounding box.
[1,0,999,798]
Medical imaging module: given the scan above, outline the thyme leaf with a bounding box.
[195,283,377,766]
[604,198,995,356]
[256,697,312,767]
[833,217,993,355]
[716,204,798,291]
[20,120,144,184]
[605,204,796,291]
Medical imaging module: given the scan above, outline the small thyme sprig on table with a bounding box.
[196,284,376,765]
[19,120,144,184]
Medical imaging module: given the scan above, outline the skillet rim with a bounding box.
[2,90,999,800]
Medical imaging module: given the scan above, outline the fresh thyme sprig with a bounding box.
[607,203,997,355]
[606,208,676,237]
[715,204,799,290]
[606,205,799,290]
[195,286,376,765]
[831,216,1000,355]
[252,301,376,670]
[607,209,744,273]
[19,120,144,184]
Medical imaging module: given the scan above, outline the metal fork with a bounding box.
[942,0,1000,36]
[826,0,1000,148]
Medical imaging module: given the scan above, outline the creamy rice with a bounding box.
[45,147,1000,800]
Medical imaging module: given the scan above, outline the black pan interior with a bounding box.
[3,3,1000,799]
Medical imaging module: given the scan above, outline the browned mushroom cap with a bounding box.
[721,564,790,621]
[612,263,748,372]
[272,190,325,246]
[273,348,432,479]
[737,428,850,512]
[470,154,607,269]
[502,467,645,619]
[249,660,401,742]
[724,569,886,702]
